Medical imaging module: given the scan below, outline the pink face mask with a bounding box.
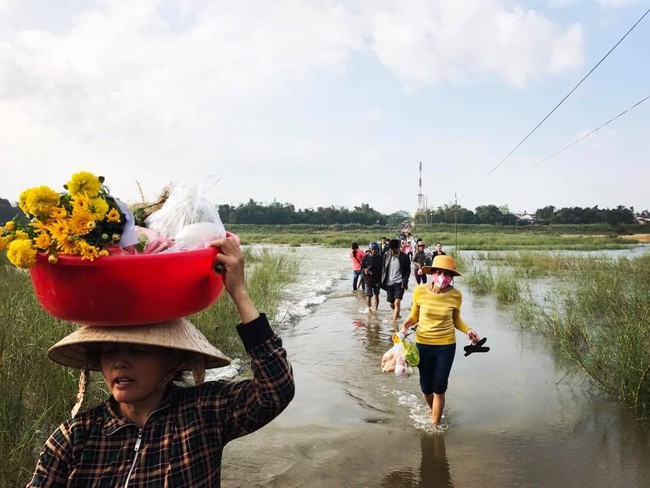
[433,274,453,289]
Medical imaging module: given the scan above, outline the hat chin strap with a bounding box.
[71,366,90,417]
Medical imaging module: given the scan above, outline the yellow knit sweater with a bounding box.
[408,284,470,345]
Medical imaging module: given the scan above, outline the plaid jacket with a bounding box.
[28,314,294,487]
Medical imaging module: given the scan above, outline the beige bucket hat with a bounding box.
[48,318,231,371]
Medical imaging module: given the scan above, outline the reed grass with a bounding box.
[463,266,521,302]
[463,268,495,294]
[0,248,299,486]
[492,253,650,418]
[493,273,522,302]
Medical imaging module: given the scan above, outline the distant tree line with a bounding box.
[414,204,641,225]
[0,196,645,227]
[216,200,414,226]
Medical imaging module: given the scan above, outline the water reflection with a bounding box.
[351,315,393,352]
[382,434,454,488]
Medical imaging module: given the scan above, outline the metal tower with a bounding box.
[417,161,424,212]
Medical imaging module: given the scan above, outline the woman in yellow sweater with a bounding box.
[399,255,481,429]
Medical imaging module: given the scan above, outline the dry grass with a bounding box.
[619,233,650,243]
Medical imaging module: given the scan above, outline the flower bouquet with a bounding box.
[1,172,231,326]
[1,172,129,267]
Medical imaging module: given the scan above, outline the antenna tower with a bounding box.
[417,161,424,212]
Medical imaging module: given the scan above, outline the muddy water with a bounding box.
[221,246,650,487]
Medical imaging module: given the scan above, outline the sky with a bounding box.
[1,0,649,216]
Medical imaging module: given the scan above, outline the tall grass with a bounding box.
[463,268,494,294]
[518,255,650,418]
[463,266,521,302]
[474,252,650,418]
[0,248,299,486]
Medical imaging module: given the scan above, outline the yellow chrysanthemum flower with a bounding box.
[33,233,52,250]
[48,219,71,244]
[67,171,101,198]
[106,207,121,223]
[21,186,60,219]
[88,197,109,221]
[0,236,7,251]
[7,239,37,269]
[80,244,100,261]
[57,235,77,255]
[70,211,94,236]
[4,221,15,231]
[72,195,89,213]
[18,192,29,216]
[31,220,51,236]
[50,206,68,219]
[14,230,30,240]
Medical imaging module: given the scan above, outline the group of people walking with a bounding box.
[350,238,447,320]
[350,238,482,430]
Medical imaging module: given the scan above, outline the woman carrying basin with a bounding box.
[27,236,295,486]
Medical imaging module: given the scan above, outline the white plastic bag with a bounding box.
[144,183,226,245]
[173,222,225,250]
[394,354,408,377]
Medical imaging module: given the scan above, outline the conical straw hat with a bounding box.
[48,318,230,370]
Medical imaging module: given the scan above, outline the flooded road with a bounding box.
[222,246,650,487]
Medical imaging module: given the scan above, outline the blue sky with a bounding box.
[1,0,648,215]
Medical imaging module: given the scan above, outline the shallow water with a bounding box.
[221,246,650,487]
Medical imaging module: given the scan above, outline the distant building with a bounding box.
[516,212,536,224]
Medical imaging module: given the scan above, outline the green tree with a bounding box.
[474,205,505,225]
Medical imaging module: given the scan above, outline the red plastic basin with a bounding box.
[29,234,236,326]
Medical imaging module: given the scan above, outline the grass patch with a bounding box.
[227,223,642,250]
[474,252,650,418]
[463,265,521,302]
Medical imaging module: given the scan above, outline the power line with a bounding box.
[459,6,650,200]
[474,94,650,195]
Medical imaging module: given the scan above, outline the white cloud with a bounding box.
[0,0,595,210]
[366,0,584,88]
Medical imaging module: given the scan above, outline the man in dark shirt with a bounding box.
[361,242,383,312]
[381,239,411,320]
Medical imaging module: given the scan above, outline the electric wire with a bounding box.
[473,94,650,196]
[459,6,650,200]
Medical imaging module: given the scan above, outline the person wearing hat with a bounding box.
[361,242,383,312]
[399,255,480,430]
[381,238,411,321]
[411,240,431,285]
[28,236,295,487]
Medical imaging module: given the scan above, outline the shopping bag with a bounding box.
[381,342,401,373]
[402,338,420,367]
